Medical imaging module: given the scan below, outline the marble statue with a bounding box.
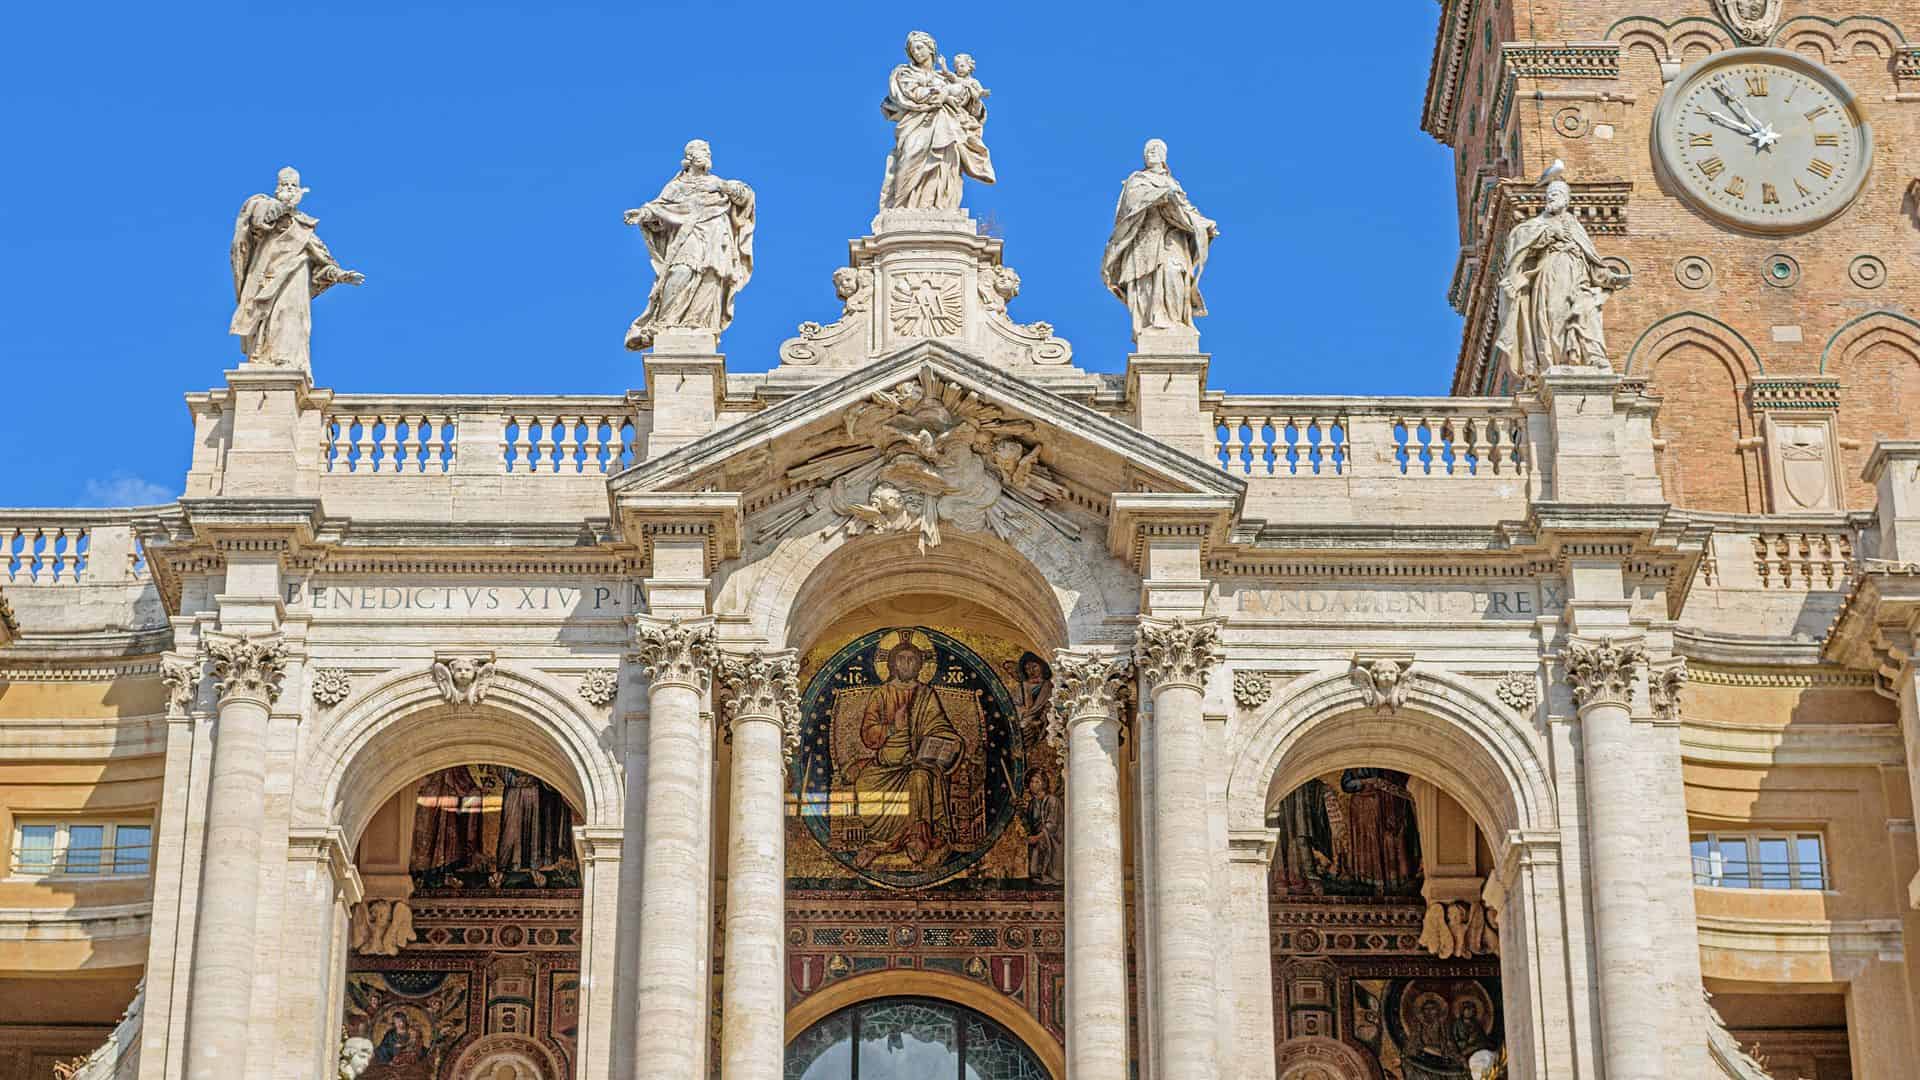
[1494,161,1630,381]
[338,1036,374,1079]
[1101,139,1219,341]
[879,30,995,210]
[228,167,364,369]
[624,140,755,350]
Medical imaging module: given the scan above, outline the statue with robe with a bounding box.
[623,139,755,350]
[878,30,995,211]
[1494,162,1630,381]
[1101,139,1219,340]
[228,166,364,369]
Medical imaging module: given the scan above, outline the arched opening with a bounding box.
[1268,767,1506,1079]
[342,761,583,1080]
[770,531,1095,1068]
[786,995,1053,1080]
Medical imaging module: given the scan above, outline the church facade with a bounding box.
[5,5,1920,1079]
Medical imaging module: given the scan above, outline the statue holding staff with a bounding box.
[1494,161,1630,380]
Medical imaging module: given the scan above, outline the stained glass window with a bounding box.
[785,997,1050,1080]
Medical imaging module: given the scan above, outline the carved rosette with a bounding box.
[1561,636,1647,712]
[1231,669,1273,710]
[203,633,289,707]
[160,656,205,719]
[1495,670,1540,714]
[633,616,716,693]
[1047,649,1134,754]
[1650,660,1687,722]
[577,668,620,708]
[1133,617,1225,692]
[715,649,801,765]
[310,668,352,707]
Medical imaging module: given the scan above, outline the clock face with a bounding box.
[1654,48,1871,234]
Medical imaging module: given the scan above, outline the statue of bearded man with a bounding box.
[1101,139,1219,343]
[228,166,364,369]
[623,139,756,351]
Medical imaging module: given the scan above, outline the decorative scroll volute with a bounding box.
[1133,616,1224,692]
[716,649,801,765]
[1047,648,1134,754]
[204,632,289,707]
[1561,636,1647,712]
[633,616,717,693]
[1650,660,1688,722]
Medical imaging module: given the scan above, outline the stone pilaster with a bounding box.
[1560,635,1661,1080]
[183,632,286,1080]
[1051,648,1133,1080]
[573,824,626,1080]
[1224,829,1278,1080]
[630,615,717,1080]
[715,649,799,1080]
[1133,617,1225,1080]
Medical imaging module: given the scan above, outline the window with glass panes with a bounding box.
[1690,831,1826,889]
[11,820,152,876]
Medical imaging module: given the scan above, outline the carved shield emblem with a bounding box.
[1778,426,1831,510]
[1712,0,1782,43]
[989,955,1027,996]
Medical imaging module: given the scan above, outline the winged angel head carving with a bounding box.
[432,655,496,706]
[816,369,1069,553]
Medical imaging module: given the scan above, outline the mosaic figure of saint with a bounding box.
[1021,770,1063,884]
[846,638,966,867]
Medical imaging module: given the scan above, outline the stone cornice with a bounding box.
[1108,493,1238,572]
[0,902,152,942]
[1695,913,1905,959]
[1680,718,1902,768]
[1422,0,1479,143]
[610,493,744,578]
[285,825,364,905]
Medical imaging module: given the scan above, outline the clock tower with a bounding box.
[1430,0,1920,513]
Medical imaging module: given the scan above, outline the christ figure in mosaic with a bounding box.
[846,639,964,867]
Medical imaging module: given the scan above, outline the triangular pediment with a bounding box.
[612,341,1240,499]
[608,342,1241,556]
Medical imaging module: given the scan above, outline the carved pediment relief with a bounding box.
[608,345,1243,559]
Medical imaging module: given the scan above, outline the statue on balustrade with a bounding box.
[1101,139,1219,342]
[878,30,995,210]
[229,166,365,369]
[623,139,756,350]
[1494,161,1630,382]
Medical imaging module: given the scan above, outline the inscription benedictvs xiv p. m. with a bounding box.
[1653,48,1871,235]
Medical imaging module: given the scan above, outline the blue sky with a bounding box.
[0,2,1461,508]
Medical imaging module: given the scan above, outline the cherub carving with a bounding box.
[431,656,496,705]
[338,1036,374,1079]
[1351,657,1411,712]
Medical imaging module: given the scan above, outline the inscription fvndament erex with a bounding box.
[284,580,640,617]
[1234,584,1563,621]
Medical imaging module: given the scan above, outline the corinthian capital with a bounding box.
[160,655,206,719]
[1133,616,1224,692]
[1561,636,1646,712]
[633,616,716,692]
[203,632,289,707]
[1048,648,1134,752]
[716,649,801,764]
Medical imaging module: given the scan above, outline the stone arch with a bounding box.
[719,519,1134,653]
[301,663,623,846]
[1823,311,1920,506]
[1774,16,1905,64]
[1225,666,1554,842]
[783,969,1065,1080]
[1605,16,1734,66]
[1627,313,1763,512]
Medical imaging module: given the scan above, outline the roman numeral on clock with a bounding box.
[1807,159,1835,180]
[1698,156,1726,180]
[1761,183,1779,205]
[1794,178,1811,197]
[1725,176,1747,199]
[1814,133,1839,147]
[1804,105,1829,121]
[1689,132,1713,148]
[1745,74,1769,96]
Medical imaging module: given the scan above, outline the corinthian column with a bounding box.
[1134,617,1224,1080]
[632,616,717,1079]
[716,649,799,1080]
[1562,636,1660,1080]
[184,633,286,1080]
[1051,649,1133,1080]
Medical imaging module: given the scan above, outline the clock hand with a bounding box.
[1696,107,1755,135]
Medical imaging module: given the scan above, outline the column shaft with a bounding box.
[633,678,709,1076]
[1146,678,1221,1080]
[184,692,269,1080]
[1059,661,1129,1080]
[721,715,786,1080]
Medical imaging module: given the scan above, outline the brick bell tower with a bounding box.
[1429,0,1920,513]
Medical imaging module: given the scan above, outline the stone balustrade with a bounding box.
[1212,396,1528,479]
[0,511,152,586]
[320,396,638,476]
